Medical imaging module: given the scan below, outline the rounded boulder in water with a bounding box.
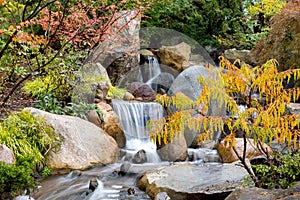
[132,149,147,164]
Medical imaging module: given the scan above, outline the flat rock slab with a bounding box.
[138,162,249,200]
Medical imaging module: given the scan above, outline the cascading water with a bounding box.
[112,99,164,163]
[137,56,161,83]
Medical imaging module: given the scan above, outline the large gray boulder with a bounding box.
[26,108,119,170]
[168,65,226,146]
[0,144,15,164]
[138,162,249,200]
[84,10,140,85]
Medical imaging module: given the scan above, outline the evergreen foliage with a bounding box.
[142,0,244,47]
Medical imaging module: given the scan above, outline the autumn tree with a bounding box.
[252,0,300,72]
[148,57,300,187]
[0,0,144,112]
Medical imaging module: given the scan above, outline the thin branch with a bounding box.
[232,145,261,187]
[26,0,54,21]
[40,26,83,69]
[242,133,247,162]
[0,30,18,59]
[46,0,70,47]
[0,74,32,107]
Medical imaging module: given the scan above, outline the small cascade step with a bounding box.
[137,55,161,83]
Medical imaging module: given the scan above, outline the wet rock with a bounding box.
[106,55,139,85]
[127,187,135,195]
[72,170,82,177]
[119,161,131,175]
[89,177,98,192]
[157,42,191,72]
[26,107,119,170]
[203,153,221,163]
[139,49,154,57]
[157,133,187,162]
[225,181,300,200]
[132,149,147,164]
[155,192,171,200]
[216,138,272,163]
[138,162,249,200]
[127,82,157,101]
[0,144,15,164]
[148,72,174,94]
[96,102,126,148]
[123,91,135,101]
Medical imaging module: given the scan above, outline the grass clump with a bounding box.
[0,110,59,197]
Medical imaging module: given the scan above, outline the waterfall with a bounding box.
[137,56,161,83]
[112,99,164,139]
[112,99,164,162]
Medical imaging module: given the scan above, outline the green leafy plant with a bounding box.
[252,151,300,189]
[35,94,66,115]
[0,110,58,164]
[42,166,52,178]
[108,85,127,99]
[0,160,34,196]
[64,102,104,122]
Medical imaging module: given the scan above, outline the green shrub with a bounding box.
[108,85,127,99]
[64,102,104,122]
[42,166,52,178]
[0,160,34,195]
[252,151,300,189]
[0,110,58,164]
[142,0,244,47]
[22,72,73,102]
[35,94,66,115]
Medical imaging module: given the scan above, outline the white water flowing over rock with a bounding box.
[112,99,164,163]
[112,99,164,139]
[137,56,161,83]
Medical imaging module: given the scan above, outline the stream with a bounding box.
[31,55,221,199]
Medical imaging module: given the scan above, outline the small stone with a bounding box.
[127,187,135,195]
[89,177,98,192]
[119,161,131,176]
[86,110,102,127]
[155,192,171,200]
[132,149,147,164]
[123,92,135,101]
[94,98,101,103]
[0,144,16,165]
